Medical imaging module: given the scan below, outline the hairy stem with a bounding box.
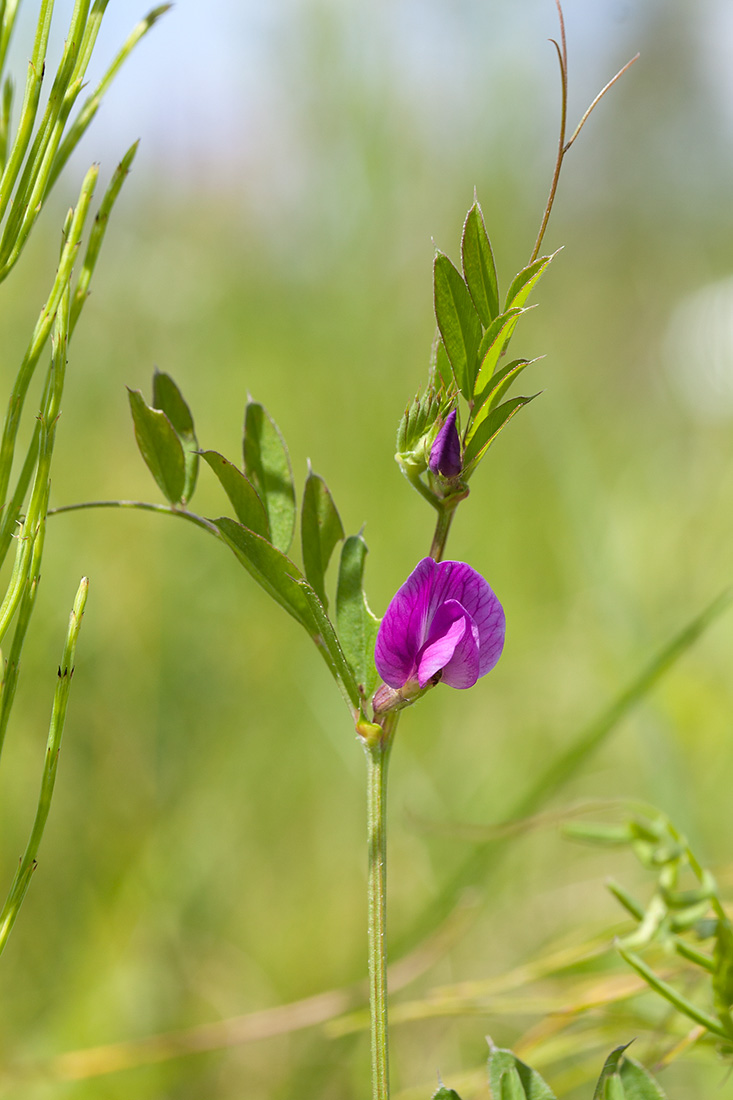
[365,714,398,1100]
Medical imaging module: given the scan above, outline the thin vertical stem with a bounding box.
[365,714,398,1100]
[429,505,455,563]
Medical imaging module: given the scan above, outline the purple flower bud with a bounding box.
[429,409,462,479]
[375,557,505,692]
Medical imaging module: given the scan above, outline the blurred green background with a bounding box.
[1,0,732,1096]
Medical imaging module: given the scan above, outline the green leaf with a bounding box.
[200,450,269,538]
[215,518,359,712]
[215,517,311,628]
[473,309,528,400]
[504,251,557,313]
[295,580,361,711]
[152,370,198,503]
[431,1088,462,1100]
[434,251,482,400]
[463,394,539,472]
[487,1045,556,1100]
[128,388,185,505]
[468,358,533,447]
[604,1077,626,1100]
[301,468,344,608]
[618,1058,668,1100]
[461,201,499,326]
[336,533,380,698]
[243,400,296,554]
[433,337,453,390]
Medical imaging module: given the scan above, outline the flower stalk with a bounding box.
[364,712,398,1100]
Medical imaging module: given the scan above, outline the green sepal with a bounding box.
[152,370,198,503]
[463,394,539,473]
[215,518,359,712]
[504,251,558,312]
[128,388,185,505]
[336,533,380,699]
[431,1088,462,1100]
[200,450,269,538]
[473,308,528,400]
[487,1045,556,1100]
[301,467,345,608]
[434,250,482,399]
[461,201,499,326]
[396,386,455,475]
[243,400,296,554]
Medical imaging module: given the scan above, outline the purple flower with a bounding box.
[429,409,462,479]
[375,557,505,692]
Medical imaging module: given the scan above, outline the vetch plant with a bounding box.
[48,4,732,1098]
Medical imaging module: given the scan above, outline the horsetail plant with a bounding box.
[0,0,168,957]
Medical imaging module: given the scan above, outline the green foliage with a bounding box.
[153,369,199,504]
[243,400,296,554]
[128,388,186,505]
[434,250,483,400]
[568,807,733,1050]
[487,1044,556,1100]
[301,467,345,608]
[200,450,269,537]
[431,1088,463,1100]
[461,201,499,326]
[336,533,380,699]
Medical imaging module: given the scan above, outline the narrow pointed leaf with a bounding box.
[153,370,198,503]
[434,251,482,399]
[463,394,539,472]
[215,517,310,628]
[473,307,529,399]
[200,451,269,538]
[336,534,380,697]
[487,1045,556,1100]
[593,1046,633,1100]
[434,338,453,390]
[128,388,185,504]
[432,1088,462,1100]
[468,358,532,444]
[301,469,344,608]
[295,580,360,710]
[243,401,296,553]
[215,518,359,711]
[618,1058,668,1100]
[504,251,557,313]
[604,1077,626,1100]
[461,202,499,326]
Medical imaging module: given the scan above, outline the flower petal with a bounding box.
[428,560,505,676]
[416,599,480,688]
[429,409,462,478]
[374,557,436,688]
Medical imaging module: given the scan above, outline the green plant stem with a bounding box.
[429,503,456,562]
[47,498,220,537]
[364,714,398,1100]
